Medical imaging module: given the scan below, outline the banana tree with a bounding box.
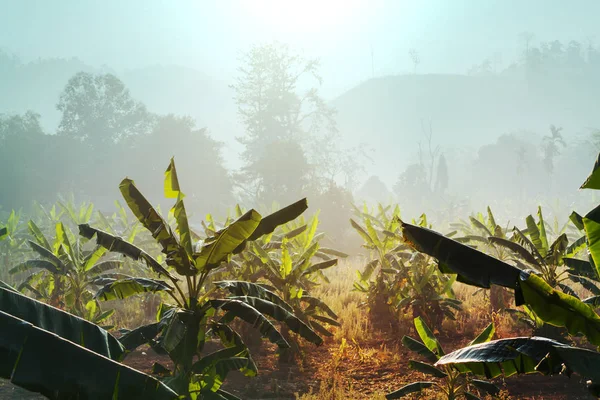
[79,158,323,398]
[9,220,122,325]
[402,214,600,342]
[230,211,343,362]
[0,281,178,399]
[0,210,28,284]
[387,317,498,399]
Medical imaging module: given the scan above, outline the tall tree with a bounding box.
[231,42,338,204]
[542,124,566,176]
[56,72,153,148]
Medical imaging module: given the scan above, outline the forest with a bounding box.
[4,2,600,399]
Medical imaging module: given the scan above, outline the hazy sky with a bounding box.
[2,0,600,98]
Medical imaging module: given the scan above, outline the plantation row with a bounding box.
[2,154,600,399]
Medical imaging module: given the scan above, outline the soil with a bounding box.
[1,330,594,400]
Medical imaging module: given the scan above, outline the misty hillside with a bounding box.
[332,72,600,184]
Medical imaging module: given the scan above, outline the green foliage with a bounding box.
[400,218,600,346]
[0,283,177,399]
[10,220,122,325]
[352,205,460,327]
[81,158,323,398]
[211,209,344,361]
[436,336,600,398]
[386,317,499,399]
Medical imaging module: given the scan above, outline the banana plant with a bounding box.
[351,204,409,317]
[491,207,585,292]
[0,210,29,284]
[452,207,514,312]
[0,281,178,399]
[79,158,323,399]
[395,253,461,328]
[9,220,121,325]
[387,317,499,399]
[400,218,600,346]
[218,210,344,362]
[353,209,459,327]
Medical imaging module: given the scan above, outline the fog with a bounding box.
[2,0,600,245]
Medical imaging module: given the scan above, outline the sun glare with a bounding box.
[241,0,365,35]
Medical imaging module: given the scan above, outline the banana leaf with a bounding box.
[581,152,600,190]
[95,278,173,301]
[0,284,124,359]
[400,220,521,289]
[435,336,600,383]
[79,224,176,280]
[1,310,177,400]
[214,280,294,312]
[248,198,308,240]
[386,382,433,399]
[194,210,262,271]
[583,204,600,279]
[213,296,322,345]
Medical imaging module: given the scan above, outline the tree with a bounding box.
[434,154,448,194]
[0,111,59,208]
[231,42,340,204]
[131,114,234,214]
[408,48,420,74]
[56,72,153,148]
[542,124,566,175]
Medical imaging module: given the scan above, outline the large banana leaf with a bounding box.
[248,198,308,241]
[214,280,294,312]
[79,224,176,281]
[400,220,521,288]
[119,178,195,276]
[435,336,600,383]
[194,210,262,271]
[584,204,600,279]
[581,152,600,190]
[0,284,124,359]
[212,296,323,345]
[518,272,600,345]
[95,277,173,301]
[164,158,194,256]
[1,310,178,400]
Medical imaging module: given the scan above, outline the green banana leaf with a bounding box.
[583,204,600,279]
[248,198,308,241]
[0,284,124,359]
[435,336,600,383]
[79,224,176,280]
[385,382,434,399]
[95,277,173,301]
[400,220,521,288]
[214,280,294,312]
[119,178,195,276]
[1,310,177,400]
[581,152,600,190]
[518,272,600,345]
[213,296,323,345]
[194,210,262,271]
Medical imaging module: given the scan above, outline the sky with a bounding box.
[3,0,600,99]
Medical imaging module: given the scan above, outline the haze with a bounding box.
[2,0,600,238]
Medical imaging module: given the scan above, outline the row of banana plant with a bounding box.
[0,158,344,399]
[384,152,600,399]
